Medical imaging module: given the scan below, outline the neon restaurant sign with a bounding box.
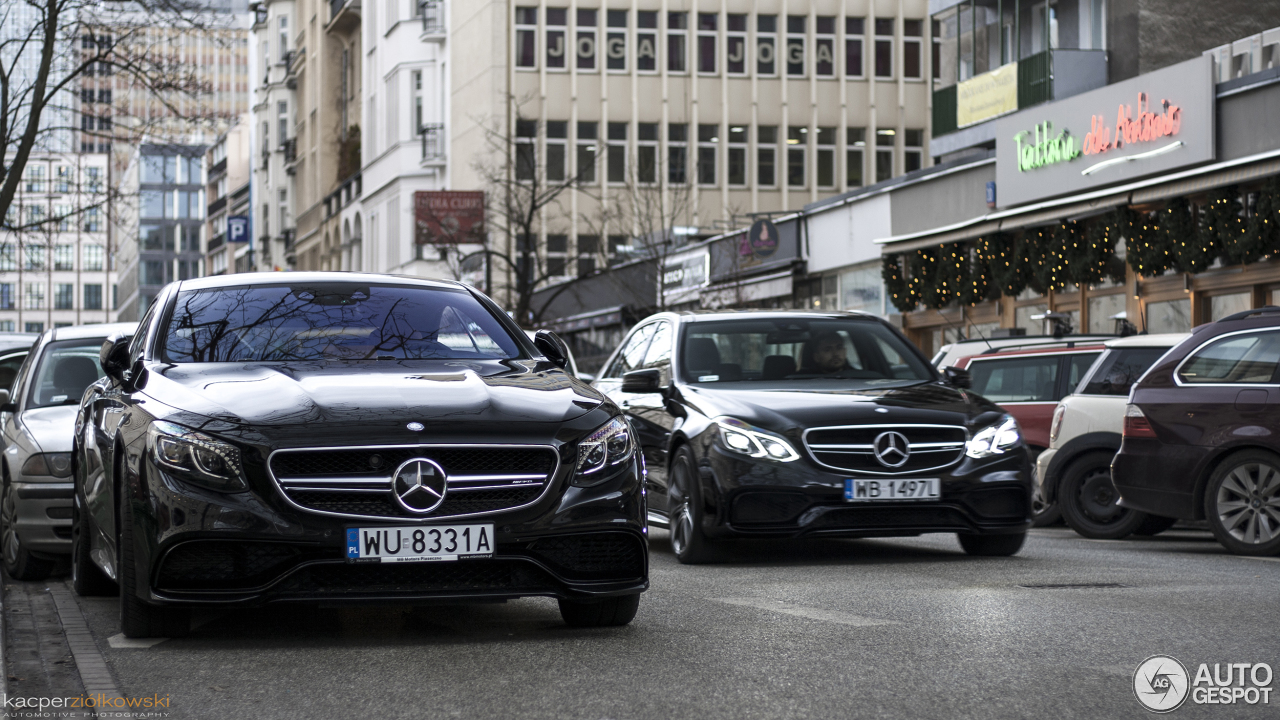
[1014,92,1183,173]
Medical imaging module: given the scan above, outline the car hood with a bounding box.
[139,359,607,441]
[19,405,79,454]
[682,380,1000,433]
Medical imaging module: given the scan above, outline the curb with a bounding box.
[48,582,132,719]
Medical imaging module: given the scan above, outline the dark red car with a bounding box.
[1113,307,1280,556]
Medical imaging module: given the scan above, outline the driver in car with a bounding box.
[799,331,853,375]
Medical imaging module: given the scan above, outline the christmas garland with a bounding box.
[880,182,1280,314]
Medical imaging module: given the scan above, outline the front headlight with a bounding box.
[573,416,636,486]
[21,453,72,479]
[149,421,248,492]
[965,415,1022,459]
[715,417,800,462]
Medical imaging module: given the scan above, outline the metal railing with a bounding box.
[281,137,297,163]
[420,123,445,161]
[420,0,444,35]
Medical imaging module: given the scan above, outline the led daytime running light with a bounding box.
[714,417,800,462]
[965,415,1023,459]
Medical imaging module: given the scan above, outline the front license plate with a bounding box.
[844,478,940,502]
[346,524,494,563]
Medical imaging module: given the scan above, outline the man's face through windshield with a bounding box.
[810,333,848,373]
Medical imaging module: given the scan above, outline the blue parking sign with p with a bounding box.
[228,216,249,242]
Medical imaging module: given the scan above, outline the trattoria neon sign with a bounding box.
[1013,92,1182,173]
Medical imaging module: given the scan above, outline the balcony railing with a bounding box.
[281,228,296,249]
[420,123,445,163]
[420,0,444,36]
[328,0,360,32]
[281,137,297,163]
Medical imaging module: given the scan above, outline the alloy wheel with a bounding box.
[1214,462,1280,545]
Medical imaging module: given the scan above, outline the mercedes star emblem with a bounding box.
[392,457,448,513]
[872,431,911,468]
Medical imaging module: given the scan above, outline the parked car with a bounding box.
[0,323,137,579]
[1114,307,1280,556]
[1035,334,1187,539]
[933,334,1114,369]
[72,274,647,636]
[593,310,1033,564]
[951,341,1107,524]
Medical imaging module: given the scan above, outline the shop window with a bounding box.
[757,15,777,75]
[757,126,777,186]
[815,16,835,77]
[1087,293,1125,334]
[727,126,747,186]
[840,263,882,315]
[845,17,865,77]
[697,13,717,74]
[726,14,747,75]
[515,7,537,68]
[577,9,597,71]
[606,10,626,71]
[786,15,805,76]
[787,126,806,187]
[546,7,567,70]
[667,12,687,73]
[874,18,893,78]
[636,11,657,72]
[1147,299,1191,334]
[546,121,567,182]
[1209,293,1251,322]
[847,127,865,187]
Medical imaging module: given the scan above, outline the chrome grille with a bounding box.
[268,445,559,521]
[802,424,967,475]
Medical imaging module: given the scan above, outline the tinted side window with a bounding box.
[968,356,1060,402]
[1065,352,1102,395]
[1178,331,1280,384]
[1081,348,1167,395]
[0,351,29,394]
[603,323,658,379]
[641,322,673,370]
[131,300,161,362]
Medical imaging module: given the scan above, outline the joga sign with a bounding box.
[994,55,1214,207]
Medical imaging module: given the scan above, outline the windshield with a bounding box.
[680,317,933,386]
[28,339,107,409]
[161,283,523,363]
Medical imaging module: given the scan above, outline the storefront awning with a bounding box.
[876,147,1280,254]
[700,270,793,308]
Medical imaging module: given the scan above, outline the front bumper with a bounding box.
[132,457,649,607]
[13,482,73,556]
[702,447,1032,539]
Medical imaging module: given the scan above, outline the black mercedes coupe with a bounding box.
[593,310,1032,563]
[71,274,646,637]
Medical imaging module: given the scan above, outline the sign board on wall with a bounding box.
[227,216,249,242]
[661,248,710,305]
[994,55,1214,208]
[958,62,1019,127]
[413,191,485,244]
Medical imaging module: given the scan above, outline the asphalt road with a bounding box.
[6,526,1279,719]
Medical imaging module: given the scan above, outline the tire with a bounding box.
[558,594,641,627]
[1059,451,1149,539]
[1,473,55,581]
[1030,484,1062,527]
[118,479,188,638]
[72,499,116,596]
[1133,514,1178,537]
[1203,450,1280,556]
[666,446,718,564]
[957,532,1026,556]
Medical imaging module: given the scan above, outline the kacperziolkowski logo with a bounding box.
[1135,655,1191,713]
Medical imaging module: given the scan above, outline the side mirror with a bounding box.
[944,366,972,389]
[100,333,133,382]
[0,388,13,413]
[621,368,662,394]
[533,329,569,370]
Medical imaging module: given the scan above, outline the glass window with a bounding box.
[577,8,597,71]
[680,317,931,384]
[162,283,523,363]
[815,16,835,77]
[1066,352,1102,393]
[840,263,882,315]
[141,190,167,218]
[875,18,893,78]
[1015,304,1048,334]
[1087,293,1125,334]
[27,338,109,408]
[54,245,75,271]
[726,14,747,74]
[727,126,747,186]
[845,17,865,77]
[1210,293,1251,322]
[787,126,806,187]
[816,127,836,188]
[606,10,626,71]
[141,156,175,184]
[757,14,776,75]
[637,11,657,71]
[605,322,658,379]
[847,127,866,187]
[84,284,103,311]
[1147,299,1190,334]
[758,125,777,186]
[515,7,537,68]
[697,13,716,73]
[1081,348,1168,396]
[641,322,673,369]
[968,356,1060,402]
[55,283,74,310]
[903,19,922,78]
[668,12,687,72]
[1178,332,1280,384]
[786,15,805,76]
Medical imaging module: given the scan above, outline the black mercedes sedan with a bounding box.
[593,311,1032,563]
[71,273,646,637]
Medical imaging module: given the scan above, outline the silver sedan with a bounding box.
[0,323,136,579]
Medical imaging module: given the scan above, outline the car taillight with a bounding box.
[1049,404,1066,444]
[1123,404,1157,439]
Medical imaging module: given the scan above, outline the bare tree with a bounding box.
[470,108,603,327]
[1,0,238,230]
